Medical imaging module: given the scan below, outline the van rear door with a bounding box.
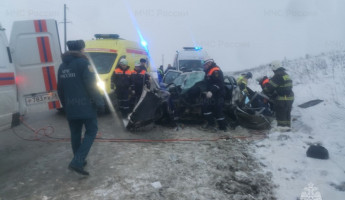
[9,19,62,114]
[0,26,18,131]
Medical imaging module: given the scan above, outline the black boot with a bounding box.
[218,119,228,132]
[69,164,89,176]
[201,114,217,132]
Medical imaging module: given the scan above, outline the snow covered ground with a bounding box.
[1,51,344,200]
[245,51,345,199]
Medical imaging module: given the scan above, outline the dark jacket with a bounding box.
[57,51,104,120]
[112,66,132,90]
[264,69,294,101]
[132,68,150,93]
[204,64,225,97]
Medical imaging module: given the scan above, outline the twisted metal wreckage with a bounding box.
[114,71,275,131]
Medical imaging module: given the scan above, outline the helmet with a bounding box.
[203,57,214,65]
[270,60,282,71]
[119,58,128,65]
[246,72,252,79]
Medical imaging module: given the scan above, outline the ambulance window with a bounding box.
[178,60,203,72]
[87,52,117,74]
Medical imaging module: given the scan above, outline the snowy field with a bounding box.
[245,51,345,199]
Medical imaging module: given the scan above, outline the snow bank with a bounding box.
[250,51,345,199]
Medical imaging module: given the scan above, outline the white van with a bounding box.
[172,47,208,72]
[0,19,62,131]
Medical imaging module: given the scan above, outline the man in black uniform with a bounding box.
[202,58,227,131]
[263,60,294,130]
[112,58,132,117]
[57,40,104,175]
[139,58,148,71]
[131,61,150,103]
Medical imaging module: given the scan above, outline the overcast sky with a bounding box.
[1,0,345,71]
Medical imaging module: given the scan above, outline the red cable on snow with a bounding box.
[14,117,267,143]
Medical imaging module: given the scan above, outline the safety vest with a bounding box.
[115,67,131,75]
[207,67,220,76]
[237,75,248,85]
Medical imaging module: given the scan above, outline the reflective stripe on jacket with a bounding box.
[264,70,294,101]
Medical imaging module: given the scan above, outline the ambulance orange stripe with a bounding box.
[126,49,147,55]
[85,48,117,53]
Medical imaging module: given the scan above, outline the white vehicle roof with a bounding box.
[177,47,208,60]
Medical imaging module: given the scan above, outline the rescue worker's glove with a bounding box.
[206,91,213,99]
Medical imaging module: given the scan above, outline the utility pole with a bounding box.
[162,54,164,66]
[60,4,71,52]
[64,4,67,52]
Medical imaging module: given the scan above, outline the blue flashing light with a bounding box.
[183,46,203,51]
[141,40,147,47]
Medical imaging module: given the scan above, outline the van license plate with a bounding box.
[25,92,59,105]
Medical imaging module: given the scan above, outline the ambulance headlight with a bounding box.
[97,80,106,90]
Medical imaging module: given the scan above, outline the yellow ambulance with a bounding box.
[85,34,150,95]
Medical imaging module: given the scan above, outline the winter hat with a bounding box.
[67,40,85,51]
[140,58,147,63]
[306,144,329,160]
[119,58,128,65]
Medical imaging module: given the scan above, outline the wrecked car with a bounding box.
[124,71,274,130]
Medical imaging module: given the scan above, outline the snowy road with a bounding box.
[0,111,275,200]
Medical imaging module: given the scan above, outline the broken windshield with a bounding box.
[173,71,205,93]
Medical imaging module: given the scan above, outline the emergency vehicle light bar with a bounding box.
[183,47,203,51]
[94,34,120,39]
